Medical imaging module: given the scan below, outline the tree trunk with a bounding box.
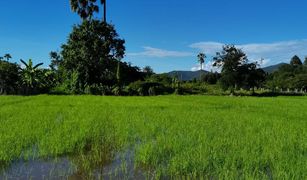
[199,63,203,81]
[103,0,107,22]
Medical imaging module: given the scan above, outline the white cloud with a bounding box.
[128,46,193,58]
[190,39,307,67]
[190,42,224,55]
[191,64,203,71]
[191,61,220,72]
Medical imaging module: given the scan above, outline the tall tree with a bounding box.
[101,0,106,22]
[290,55,302,66]
[304,56,307,66]
[116,60,121,84]
[3,54,12,61]
[70,0,107,22]
[143,66,154,77]
[213,45,248,93]
[61,20,125,91]
[197,53,206,80]
[197,53,206,71]
[49,51,62,70]
[70,0,99,20]
[0,60,20,94]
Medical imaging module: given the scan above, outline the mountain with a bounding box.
[262,63,287,73]
[164,63,286,81]
[167,70,209,81]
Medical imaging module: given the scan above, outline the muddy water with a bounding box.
[0,148,152,180]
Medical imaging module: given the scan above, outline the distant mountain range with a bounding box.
[165,63,286,81]
[167,70,209,81]
[261,63,287,73]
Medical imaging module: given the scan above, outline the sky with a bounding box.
[0,0,307,73]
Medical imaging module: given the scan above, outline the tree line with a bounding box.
[1,0,306,96]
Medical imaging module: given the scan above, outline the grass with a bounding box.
[0,95,306,179]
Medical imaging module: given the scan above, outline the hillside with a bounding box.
[167,70,209,81]
[262,63,287,73]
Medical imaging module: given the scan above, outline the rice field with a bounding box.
[0,95,306,179]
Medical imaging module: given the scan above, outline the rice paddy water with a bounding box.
[0,95,306,179]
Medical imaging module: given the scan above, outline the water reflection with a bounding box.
[0,148,150,180]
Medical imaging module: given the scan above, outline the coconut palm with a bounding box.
[20,59,44,92]
[101,0,107,22]
[197,53,206,80]
[70,0,107,22]
[3,54,12,61]
[197,53,206,71]
[70,0,99,20]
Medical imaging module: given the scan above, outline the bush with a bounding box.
[148,87,156,96]
[87,84,112,95]
[112,86,123,96]
[0,60,20,95]
[174,88,183,95]
[180,82,207,95]
[49,84,70,95]
[128,81,171,96]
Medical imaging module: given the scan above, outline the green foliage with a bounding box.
[201,72,221,84]
[143,66,155,77]
[0,60,20,94]
[180,82,207,94]
[1,57,56,95]
[213,45,248,92]
[0,96,306,178]
[60,20,126,92]
[112,86,123,96]
[290,55,303,66]
[213,45,266,93]
[70,0,99,20]
[266,57,307,91]
[70,0,107,22]
[49,51,62,71]
[19,59,45,94]
[146,74,172,86]
[128,81,171,96]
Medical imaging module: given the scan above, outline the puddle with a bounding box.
[0,148,153,180]
[0,158,74,179]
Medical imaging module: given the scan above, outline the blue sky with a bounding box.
[1,0,307,73]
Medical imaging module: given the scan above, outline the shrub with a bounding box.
[112,86,122,96]
[128,81,171,96]
[148,87,156,96]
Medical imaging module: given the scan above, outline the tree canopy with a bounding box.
[0,60,20,94]
[213,45,266,93]
[70,0,106,21]
[290,55,303,66]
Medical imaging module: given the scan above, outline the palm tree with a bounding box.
[70,0,99,20]
[4,54,12,61]
[197,53,206,80]
[101,0,107,22]
[20,59,44,93]
[197,53,206,71]
[70,0,107,22]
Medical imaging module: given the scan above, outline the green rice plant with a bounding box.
[0,95,306,179]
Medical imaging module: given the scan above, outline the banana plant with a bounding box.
[20,59,44,90]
